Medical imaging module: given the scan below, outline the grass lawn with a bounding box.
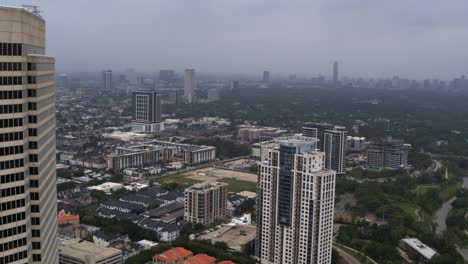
[156,174,257,193]
[394,202,433,232]
[439,183,461,201]
[412,184,440,195]
[219,178,257,193]
[156,174,202,189]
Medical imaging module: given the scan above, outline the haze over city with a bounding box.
[2,0,468,79]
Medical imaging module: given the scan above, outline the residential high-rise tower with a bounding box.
[256,136,336,264]
[184,68,196,103]
[302,123,347,175]
[0,6,58,263]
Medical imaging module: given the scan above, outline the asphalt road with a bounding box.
[334,246,360,264]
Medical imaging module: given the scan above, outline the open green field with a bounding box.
[218,178,257,193]
[156,173,257,193]
[155,174,202,189]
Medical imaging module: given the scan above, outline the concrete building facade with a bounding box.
[367,136,409,170]
[59,239,122,264]
[184,182,228,225]
[0,6,58,263]
[256,136,336,264]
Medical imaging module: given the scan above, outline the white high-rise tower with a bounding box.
[256,136,336,264]
[184,68,196,103]
[0,6,58,263]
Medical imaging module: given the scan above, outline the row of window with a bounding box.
[0,225,26,239]
[0,145,23,157]
[0,118,23,128]
[0,212,26,225]
[0,159,24,170]
[0,172,24,184]
[0,199,25,212]
[0,104,23,114]
[0,77,22,86]
[0,90,22,99]
[0,238,27,253]
[0,132,23,143]
[0,62,51,72]
[0,250,28,264]
[0,186,25,198]
[0,62,22,71]
[0,43,22,56]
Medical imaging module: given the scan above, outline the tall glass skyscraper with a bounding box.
[0,6,58,263]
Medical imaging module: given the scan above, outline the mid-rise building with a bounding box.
[347,136,366,151]
[256,136,335,264]
[131,91,163,132]
[184,68,196,103]
[302,123,347,174]
[184,182,228,225]
[102,69,113,91]
[59,239,122,264]
[0,6,58,263]
[107,140,216,170]
[367,136,409,170]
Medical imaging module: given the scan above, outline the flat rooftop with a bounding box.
[59,239,121,261]
[198,225,256,249]
[401,238,437,260]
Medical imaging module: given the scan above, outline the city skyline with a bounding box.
[1,0,467,79]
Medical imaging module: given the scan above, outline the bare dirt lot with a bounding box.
[184,167,257,182]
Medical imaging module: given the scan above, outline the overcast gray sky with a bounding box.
[2,0,468,79]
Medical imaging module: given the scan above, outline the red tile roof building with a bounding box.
[218,261,236,264]
[57,211,80,226]
[153,247,193,264]
[179,254,216,264]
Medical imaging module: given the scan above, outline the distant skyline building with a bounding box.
[159,69,175,81]
[184,182,228,225]
[256,136,336,264]
[0,6,59,263]
[230,80,240,90]
[333,61,339,83]
[302,123,347,175]
[102,69,113,90]
[58,74,70,90]
[131,91,163,132]
[184,68,196,103]
[263,71,270,82]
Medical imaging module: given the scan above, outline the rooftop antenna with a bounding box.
[22,5,42,18]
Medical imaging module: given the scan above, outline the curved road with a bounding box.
[334,246,360,264]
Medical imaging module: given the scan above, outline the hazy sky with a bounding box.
[2,0,468,79]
